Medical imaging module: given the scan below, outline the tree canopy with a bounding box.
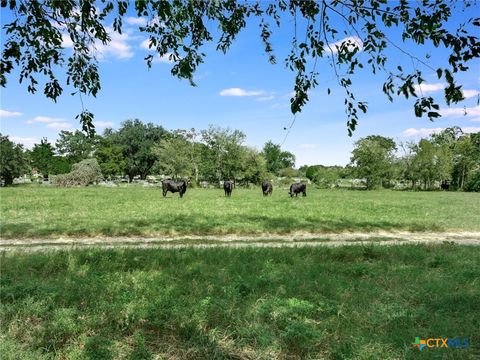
[2,0,479,135]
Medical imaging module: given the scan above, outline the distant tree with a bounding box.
[94,137,125,179]
[2,1,478,134]
[50,156,72,175]
[201,126,246,184]
[350,135,397,189]
[0,134,27,186]
[55,130,99,164]
[451,133,479,190]
[239,147,268,185]
[110,119,168,181]
[154,135,192,179]
[30,138,55,180]
[278,167,299,179]
[262,141,296,175]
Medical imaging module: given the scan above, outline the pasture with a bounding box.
[1,186,479,239]
[1,244,479,359]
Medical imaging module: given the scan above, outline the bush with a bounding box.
[464,170,480,192]
[51,159,102,187]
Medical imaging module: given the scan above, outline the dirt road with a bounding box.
[2,231,480,252]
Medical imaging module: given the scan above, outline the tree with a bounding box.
[238,147,268,185]
[110,119,168,181]
[30,138,55,180]
[2,1,478,134]
[0,134,27,186]
[153,135,192,179]
[411,139,450,190]
[451,133,479,190]
[200,126,246,184]
[94,137,126,179]
[350,135,396,189]
[56,130,99,164]
[262,141,296,175]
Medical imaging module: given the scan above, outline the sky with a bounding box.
[1,2,479,166]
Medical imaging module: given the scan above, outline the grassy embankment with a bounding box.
[1,186,479,238]
[1,244,479,359]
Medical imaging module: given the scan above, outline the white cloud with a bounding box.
[140,40,180,64]
[10,136,38,149]
[326,36,363,54]
[439,106,480,118]
[125,17,147,26]
[463,89,480,99]
[94,121,115,129]
[61,34,73,48]
[152,53,180,64]
[0,109,22,118]
[413,83,444,94]
[270,103,289,109]
[402,128,444,137]
[300,144,319,149]
[255,95,274,101]
[140,38,151,49]
[30,116,65,123]
[94,29,134,60]
[219,88,265,97]
[461,126,480,134]
[402,126,480,137]
[46,122,72,130]
[62,28,133,60]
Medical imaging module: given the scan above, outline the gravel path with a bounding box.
[2,231,480,252]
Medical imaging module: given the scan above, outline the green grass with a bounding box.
[1,244,479,359]
[1,186,479,238]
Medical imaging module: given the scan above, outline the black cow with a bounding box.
[224,181,233,197]
[262,181,273,196]
[289,182,306,197]
[162,179,188,198]
[441,181,450,191]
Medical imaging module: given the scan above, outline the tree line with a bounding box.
[0,119,295,187]
[1,121,478,191]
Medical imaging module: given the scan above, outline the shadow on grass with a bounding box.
[1,246,479,359]
[0,213,444,238]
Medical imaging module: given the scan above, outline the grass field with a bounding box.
[1,244,479,359]
[1,186,479,238]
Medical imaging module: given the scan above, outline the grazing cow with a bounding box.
[162,179,188,198]
[441,181,450,191]
[262,181,273,196]
[289,182,306,197]
[224,180,233,197]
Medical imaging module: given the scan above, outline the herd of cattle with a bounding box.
[161,179,307,198]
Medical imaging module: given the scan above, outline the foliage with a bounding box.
[153,131,196,180]
[29,138,55,179]
[3,1,478,134]
[350,135,397,189]
[262,141,296,175]
[94,136,125,179]
[200,125,247,183]
[1,245,480,358]
[51,158,102,187]
[110,119,168,180]
[1,187,479,238]
[0,134,27,186]
[55,130,99,164]
[306,165,347,188]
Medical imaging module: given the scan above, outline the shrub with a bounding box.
[51,158,102,187]
[464,170,480,192]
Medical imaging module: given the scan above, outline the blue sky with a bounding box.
[1,3,479,166]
